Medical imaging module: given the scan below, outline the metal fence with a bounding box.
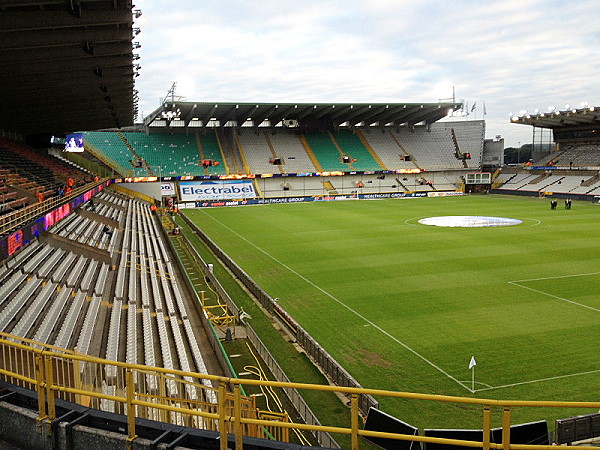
[177,227,339,448]
[180,214,379,416]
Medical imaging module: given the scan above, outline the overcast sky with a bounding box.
[133,0,598,147]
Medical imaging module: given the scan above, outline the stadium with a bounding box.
[1,2,600,450]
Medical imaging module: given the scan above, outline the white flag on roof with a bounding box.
[469,356,477,370]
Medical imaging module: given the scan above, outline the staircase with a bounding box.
[216,129,242,174]
[117,132,154,176]
[298,135,324,172]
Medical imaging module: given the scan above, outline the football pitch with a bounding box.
[183,195,600,428]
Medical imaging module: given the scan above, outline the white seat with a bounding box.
[33,287,73,344]
[54,290,86,350]
[11,281,57,338]
[0,278,43,331]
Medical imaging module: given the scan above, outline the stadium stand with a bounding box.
[332,129,382,171]
[238,129,282,175]
[196,132,228,175]
[85,131,230,176]
[544,144,600,167]
[0,138,94,218]
[268,131,321,174]
[379,121,485,171]
[123,132,205,176]
[83,131,147,177]
[304,131,352,171]
[0,189,216,404]
[86,121,485,179]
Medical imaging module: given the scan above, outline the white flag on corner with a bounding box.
[469,356,477,370]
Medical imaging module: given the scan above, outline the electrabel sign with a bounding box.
[179,180,256,201]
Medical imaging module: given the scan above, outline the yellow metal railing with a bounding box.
[0,179,107,237]
[1,332,600,450]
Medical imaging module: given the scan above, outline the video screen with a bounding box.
[64,133,84,152]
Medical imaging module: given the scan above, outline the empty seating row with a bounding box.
[0,188,216,404]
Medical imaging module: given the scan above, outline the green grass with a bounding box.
[174,215,358,448]
[182,195,600,429]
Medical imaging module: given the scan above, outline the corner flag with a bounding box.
[469,356,477,370]
[469,356,477,392]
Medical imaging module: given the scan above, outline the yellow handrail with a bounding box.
[0,332,598,450]
[0,179,108,237]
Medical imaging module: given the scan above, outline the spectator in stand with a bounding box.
[93,175,99,182]
[65,185,72,196]
[102,225,113,238]
[36,191,43,203]
[67,177,75,188]
[57,186,65,197]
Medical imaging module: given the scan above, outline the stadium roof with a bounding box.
[143,101,462,130]
[510,105,600,129]
[0,0,138,136]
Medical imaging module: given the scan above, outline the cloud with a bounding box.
[134,0,600,146]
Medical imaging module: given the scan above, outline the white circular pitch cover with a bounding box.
[418,216,522,228]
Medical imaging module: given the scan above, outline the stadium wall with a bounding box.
[490,188,596,201]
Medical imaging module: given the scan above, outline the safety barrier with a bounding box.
[180,213,379,416]
[173,227,339,447]
[1,332,600,450]
[0,179,108,237]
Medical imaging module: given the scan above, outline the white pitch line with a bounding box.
[403,217,422,226]
[521,218,541,226]
[510,271,600,283]
[474,368,600,393]
[201,211,470,391]
[508,281,600,313]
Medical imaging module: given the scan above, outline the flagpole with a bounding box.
[469,356,477,392]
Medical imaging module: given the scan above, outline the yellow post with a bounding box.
[351,394,360,450]
[35,355,47,421]
[160,375,169,423]
[73,356,82,406]
[482,406,491,450]
[234,385,243,450]
[502,407,511,450]
[218,383,228,450]
[126,369,137,442]
[44,355,56,420]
